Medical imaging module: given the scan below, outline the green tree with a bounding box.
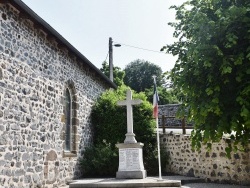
[100,61,125,86]
[124,59,163,92]
[145,87,179,105]
[162,0,250,155]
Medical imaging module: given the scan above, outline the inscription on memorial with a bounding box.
[119,148,143,171]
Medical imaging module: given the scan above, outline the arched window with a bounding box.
[62,80,79,157]
[65,88,71,151]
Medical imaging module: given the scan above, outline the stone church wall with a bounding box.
[161,133,250,185]
[0,3,110,188]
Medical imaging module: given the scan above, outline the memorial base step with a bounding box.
[69,177,181,187]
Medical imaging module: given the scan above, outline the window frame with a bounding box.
[65,87,72,152]
[62,80,79,158]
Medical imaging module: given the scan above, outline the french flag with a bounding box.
[153,77,159,118]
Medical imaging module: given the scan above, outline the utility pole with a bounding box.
[109,37,113,82]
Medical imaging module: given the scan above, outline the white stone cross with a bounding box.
[117,89,142,143]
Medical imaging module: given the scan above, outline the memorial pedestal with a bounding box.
[116,142,147,179]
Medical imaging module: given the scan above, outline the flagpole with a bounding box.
[152,75,162,181]
[156,116,162,180]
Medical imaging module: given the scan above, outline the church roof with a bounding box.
[7,0,116,88]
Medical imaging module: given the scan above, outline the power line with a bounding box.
[113,41,165,54]
[104,51,109,62]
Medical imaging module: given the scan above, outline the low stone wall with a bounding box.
[161,133,250,185]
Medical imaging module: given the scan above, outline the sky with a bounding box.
[21,0,186,72]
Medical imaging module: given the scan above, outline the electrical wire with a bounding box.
[113,41,165,54]
[103,41,165,64]
[104,51,109,62]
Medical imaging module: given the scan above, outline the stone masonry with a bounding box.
[0,2,114,188]
[161,133,250,185]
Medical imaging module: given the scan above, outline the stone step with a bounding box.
[163,175,206,185]
[69,177,181,188]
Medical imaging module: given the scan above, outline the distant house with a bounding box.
[0,1,115,187]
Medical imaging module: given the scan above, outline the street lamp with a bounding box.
[109,37,121,82]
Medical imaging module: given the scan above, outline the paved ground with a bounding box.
[63,183,248,188]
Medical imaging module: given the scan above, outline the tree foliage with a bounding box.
[163,0,250,155]
[124,59,163,92]
[144,87,179,105]
[100,61,125,86]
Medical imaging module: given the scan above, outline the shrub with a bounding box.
[80,143,118,177]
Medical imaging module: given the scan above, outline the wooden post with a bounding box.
[182,117,186,134]
[109,37,113,82]
[162,115,165,134]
